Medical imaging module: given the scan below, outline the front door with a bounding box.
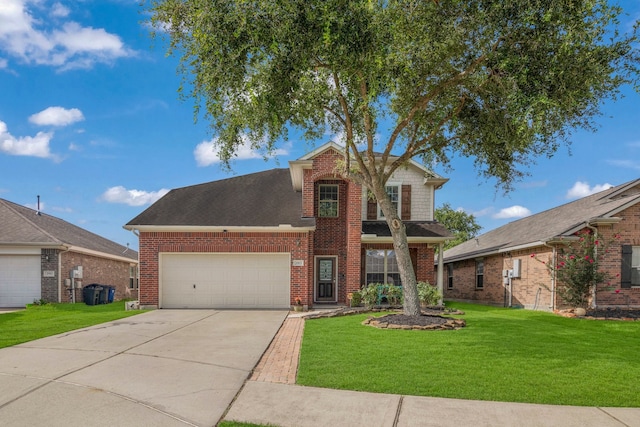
[316,257,336,302]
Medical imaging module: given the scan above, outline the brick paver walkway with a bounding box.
[250,316,304,384]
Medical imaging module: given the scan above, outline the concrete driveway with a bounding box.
[0,309,287,427]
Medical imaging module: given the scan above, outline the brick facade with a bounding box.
[137,144,444,308]
[444,203,640,310]
[36,248,136,304]
[138,231,311,307]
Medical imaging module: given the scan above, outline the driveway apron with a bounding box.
[0,309,287,427]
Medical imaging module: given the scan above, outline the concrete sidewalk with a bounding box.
[226,381,640,427]
[0,309,287,427]
[224,311,640,427]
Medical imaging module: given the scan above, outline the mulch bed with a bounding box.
[585,308,640,320]
[304,306,466,330]
[556,308,640,320]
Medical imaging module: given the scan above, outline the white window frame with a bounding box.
[632,246,640,286]
[365,249,401,286]
[475,259,484,289]
[129,265,139,290]
[378,182,401,219]
[318,184,339,218]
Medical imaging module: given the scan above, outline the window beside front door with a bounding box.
[318,184,339,217]
[365,249,401,286]
[476,259,484,289]
[621,245,640,288]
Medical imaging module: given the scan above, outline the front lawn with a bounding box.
[0,302,145,349]
[297,303,640,407]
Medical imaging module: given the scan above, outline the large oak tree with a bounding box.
[147,0,639,315]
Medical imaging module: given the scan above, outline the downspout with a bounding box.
[58,245,71,303]
[585,223,598,309]
[543,242,557,311]
[437,242,444,306]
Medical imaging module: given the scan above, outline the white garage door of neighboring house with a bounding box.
[0,255,41,308]
[161,253,291,309]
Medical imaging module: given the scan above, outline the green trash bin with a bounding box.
[83,284,103,306]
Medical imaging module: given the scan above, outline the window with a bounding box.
[475,260,484,289]
[129,265,139,289]
[365,250,401,286]
[621,245,640,288]
[318,185,339,217]
[378,184,400,219]
[447,263,454,289]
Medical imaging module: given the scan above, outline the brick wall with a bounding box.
[41,249,58,302]
[444,202,640,310]
[60,251,135,303]
[138,231,310,307]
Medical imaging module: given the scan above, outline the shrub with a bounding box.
[386,284,403,306]
[360,283,380,307]
[417,281,441,306]
[349,291,362,307]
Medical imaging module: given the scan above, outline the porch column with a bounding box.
[437,242,444,306]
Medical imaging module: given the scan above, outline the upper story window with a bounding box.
[318,184,339,217]
[378,184,400,219]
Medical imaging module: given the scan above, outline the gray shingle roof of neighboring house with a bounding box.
[443,179,640,263]
[126,169,316,228]
[0,198,138,261]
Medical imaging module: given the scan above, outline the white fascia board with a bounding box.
[67,246,138,264]
[288,160,313,191]
[0,243,67,253]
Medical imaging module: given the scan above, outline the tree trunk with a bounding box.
[375,188,421,316]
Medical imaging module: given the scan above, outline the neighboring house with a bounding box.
[125,142,452,309]
[0,198,139,308]
[442,179,640,310]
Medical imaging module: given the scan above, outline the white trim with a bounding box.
[361,236,447,244]
[314,255,338,304]
[0,246,43,255]
[378,182,401,220]
[66,246,138,264]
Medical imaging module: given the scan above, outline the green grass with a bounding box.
[0,302,146,349]
[297,303,640,407]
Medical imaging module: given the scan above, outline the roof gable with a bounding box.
[0,199,137,261]
[443,179,640,262]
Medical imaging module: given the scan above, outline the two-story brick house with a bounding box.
[125,142,451,309]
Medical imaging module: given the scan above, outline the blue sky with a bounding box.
[1,0,640,251]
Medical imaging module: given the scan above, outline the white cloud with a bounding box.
[50,2,70,18]
[0,57,7,68]
[29,106,84,126]
[0,0,134,70]
[492,205,532,219]
[472,207,494,217]
[194,137,288,167]
[606,159,640,171]
[0,120,54,158]
[565,181,613,200]
[101,186,170,206]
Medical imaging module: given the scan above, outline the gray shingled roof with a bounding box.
[443,179,640,262]
[0,199,138,261]
[126,169,315,228]
[363,221,452,239]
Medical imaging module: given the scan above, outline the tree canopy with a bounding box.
[147,0,639,315]
[435,203,482,251]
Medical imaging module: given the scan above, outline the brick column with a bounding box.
[345,180,363,300]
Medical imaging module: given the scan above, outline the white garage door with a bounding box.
[161,253,291,309]
[0,255,41,308]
